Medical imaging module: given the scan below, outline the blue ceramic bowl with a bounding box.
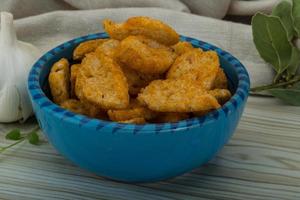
[28,33,250,183]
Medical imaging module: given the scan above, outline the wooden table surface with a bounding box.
[0,96,300,200]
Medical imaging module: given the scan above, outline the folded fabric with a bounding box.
[0,0,190,19]
[15,8,274,86]
[1,0,280,19]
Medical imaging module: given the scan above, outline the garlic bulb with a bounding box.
[0,12,40,122]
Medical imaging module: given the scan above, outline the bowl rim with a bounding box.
[28,32,250,134]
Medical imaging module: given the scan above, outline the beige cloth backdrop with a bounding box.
[11,7,274,87]
[0,0,232,19]
[0,0,282,19]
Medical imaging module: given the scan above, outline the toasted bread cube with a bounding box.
[138,79,220,112]
[75,53,129,110]
[49,58,70,104]
[167,50,220,90]
[103,16,179,45]
[73,39,108,60]
[114,36,176,74]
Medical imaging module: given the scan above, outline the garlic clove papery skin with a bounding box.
[0,85,22,122]
[0,12,40,122]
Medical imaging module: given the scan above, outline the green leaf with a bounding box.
[5,129,21,140]
[252,13,292,75]
[292,0,300,37]
[287,47,300,78]
[272,1,295,40]
[27,131,39,145]
[269,88,300,105]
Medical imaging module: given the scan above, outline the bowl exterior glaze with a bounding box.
[28,33,250,183]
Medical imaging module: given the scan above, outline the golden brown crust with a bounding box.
[119,117,146,124]
[192,89,231,116]
[70,64,80,98]
[209,89,231,105]
[48,58,70,104]
[171,41,195,55]
[75,53,129,110]
[214,68,228,89]
[103,19,129,42]
[137,79,220,112]
[60,99,107,119]
[95,38,162,95]
[133,35,172,49]
[108,99,156,122]
[114,36,176,74]
[61,99,86,115]
[73,39,108,60]
[108,107,151,122]
[103,16,179,45]
[48,17,232,124]
[167,50,220,90]
[95,39,120,58]
[82,102,108,119]
[121,66,162,95]
[167,49,203,78]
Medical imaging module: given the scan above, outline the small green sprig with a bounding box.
[251,0,300,105]
[0,126,40,154]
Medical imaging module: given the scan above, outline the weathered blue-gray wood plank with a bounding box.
[0,96,300,200]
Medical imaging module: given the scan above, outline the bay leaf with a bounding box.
[269,88,300,106]
[292,0,300,37]
[287,47,300,77]
[252,13,292,74]
[272,0,295,40]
